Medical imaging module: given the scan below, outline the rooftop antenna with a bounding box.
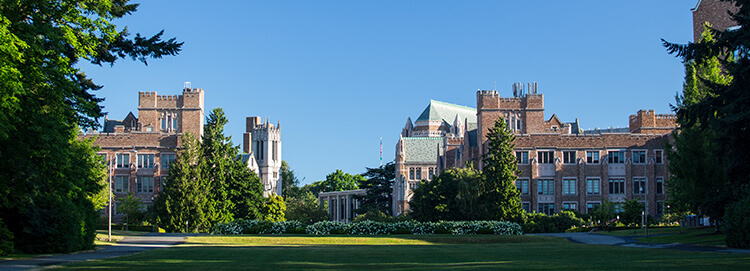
[494,80,497,91]
[183,81,191,90]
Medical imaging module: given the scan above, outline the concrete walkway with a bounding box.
[0,233,194,271]
[534,232,750,254]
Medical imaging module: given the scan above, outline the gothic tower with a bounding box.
[243,116,282,197]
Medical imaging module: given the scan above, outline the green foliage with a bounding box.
[621,198,645,226]
[320,170,364,193]
[591,199,617,223]
[262,194,286,222]
[479,117,522,221]
[118,192,145,228]
[0,218,13,256]
[521,211,585,233]
[356,162,395,215]
[410,167,482,221]
[285,191,329,224]
[664,3,750,248]
[155,109,264,233]
[724,188,750,249]
[280,161,304,199]
[0,0,180,253]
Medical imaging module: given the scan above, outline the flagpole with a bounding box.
[380,136,383,167]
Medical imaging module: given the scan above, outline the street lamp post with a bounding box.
[108,157,115,242]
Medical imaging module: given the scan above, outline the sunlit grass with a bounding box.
[61,234,750,270]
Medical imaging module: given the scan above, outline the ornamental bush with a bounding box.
[346,221,392,235]
[306,221,347,235]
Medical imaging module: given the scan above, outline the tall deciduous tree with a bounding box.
[480,117,522,221]
[280,160,303,199]
[319,170,364,193]
[410,167,482,221]
[0,1,181,252]
[664,2,750,246]
[356,162,395,215]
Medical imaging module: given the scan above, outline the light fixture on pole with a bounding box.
[108,157,114,242]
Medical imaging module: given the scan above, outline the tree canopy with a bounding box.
[356,162,395,215]
[663,0,750,247]
[0,0,181,253]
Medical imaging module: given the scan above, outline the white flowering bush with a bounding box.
[267,220,305,234]
[346,220,393,235]
[306,221,347,235]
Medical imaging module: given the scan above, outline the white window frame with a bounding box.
[538,179,554,195]
[114,175,129,193]
[516,178,530,195]
[516,151,529,164]
[586,178,601,195]
[136,176,154,193]
[562,178,576,195]
[562,201,577,211]
[609,178,625,194]
[116,153,130,168]
[633,177,647,195]
[161,153,176,170]
[632,150,647,164]
[537,150,555,164]
[562,151,576,164]
[654,149,664,164]
[608,150,625,164]
[586,150,600,164]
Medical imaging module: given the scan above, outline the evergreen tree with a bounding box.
[664,1,750,247]
[479,117,522,221]
[0,0,181,252]
[154,132,209,233]
[356,162,395,215]
[666,25,733,231]
[409,167,481,221]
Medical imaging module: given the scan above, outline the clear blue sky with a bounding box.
[80,1,696,185]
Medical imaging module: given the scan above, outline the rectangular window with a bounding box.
[161,154,176,170]
[614,203,624,213]
[586,178,600,195]
[609,178,625,194]
[428,168,435,179]
[172,116,178,130]
[656,178,664,194]
[116,154,130,168]
[115,176,129,192]
[563,202,577,211]
[608,151,625,164]
[587,202,601,214]
[655,150,663,164]
[538,179,554,195]
[415,167,422,180]
[137,154,154,168]
[161,118,166,130]
[562,178,576,195]
[516,151,529,164]
[522,202,530,213]
[538,203,555,215]
[136,176,154,193]
[563,151,576,164]
[656,201,665,216]
[633,151,646,164]
[409,168,415,179]
[633,178,647,195]
[515,179,529,195]
[586,151,600,164]
[538,151,554,164]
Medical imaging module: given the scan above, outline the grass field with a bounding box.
[597,227,725,246]
[61,234,750,270]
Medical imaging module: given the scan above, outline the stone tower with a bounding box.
[243,116,282,197]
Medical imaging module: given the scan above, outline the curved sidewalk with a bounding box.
[534,232,750,254]
[0,233,193,271]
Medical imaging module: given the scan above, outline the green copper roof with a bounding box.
[402,137,443,163]
[416,100,477,124]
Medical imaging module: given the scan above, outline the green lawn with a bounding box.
[61,234,750,270]
[597,227,725,246]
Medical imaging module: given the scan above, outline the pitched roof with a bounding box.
[416,100,477,124]
[402,137,443,163]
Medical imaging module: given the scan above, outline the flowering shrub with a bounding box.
[346,220,392,235]
[306,221,346,235]
[211,219,522,236]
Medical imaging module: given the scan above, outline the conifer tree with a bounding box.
[479,117,522,221]
[356,162,395,215]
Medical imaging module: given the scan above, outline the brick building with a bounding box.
[393,83,676,217]
[692,0,739,42]
[83,86,205,218]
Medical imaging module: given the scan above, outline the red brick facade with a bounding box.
[692,0,739,42]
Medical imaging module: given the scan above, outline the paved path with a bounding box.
[533,232,750,254]
[0,233,194,271]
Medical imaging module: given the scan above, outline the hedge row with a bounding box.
[211,219,523,236]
